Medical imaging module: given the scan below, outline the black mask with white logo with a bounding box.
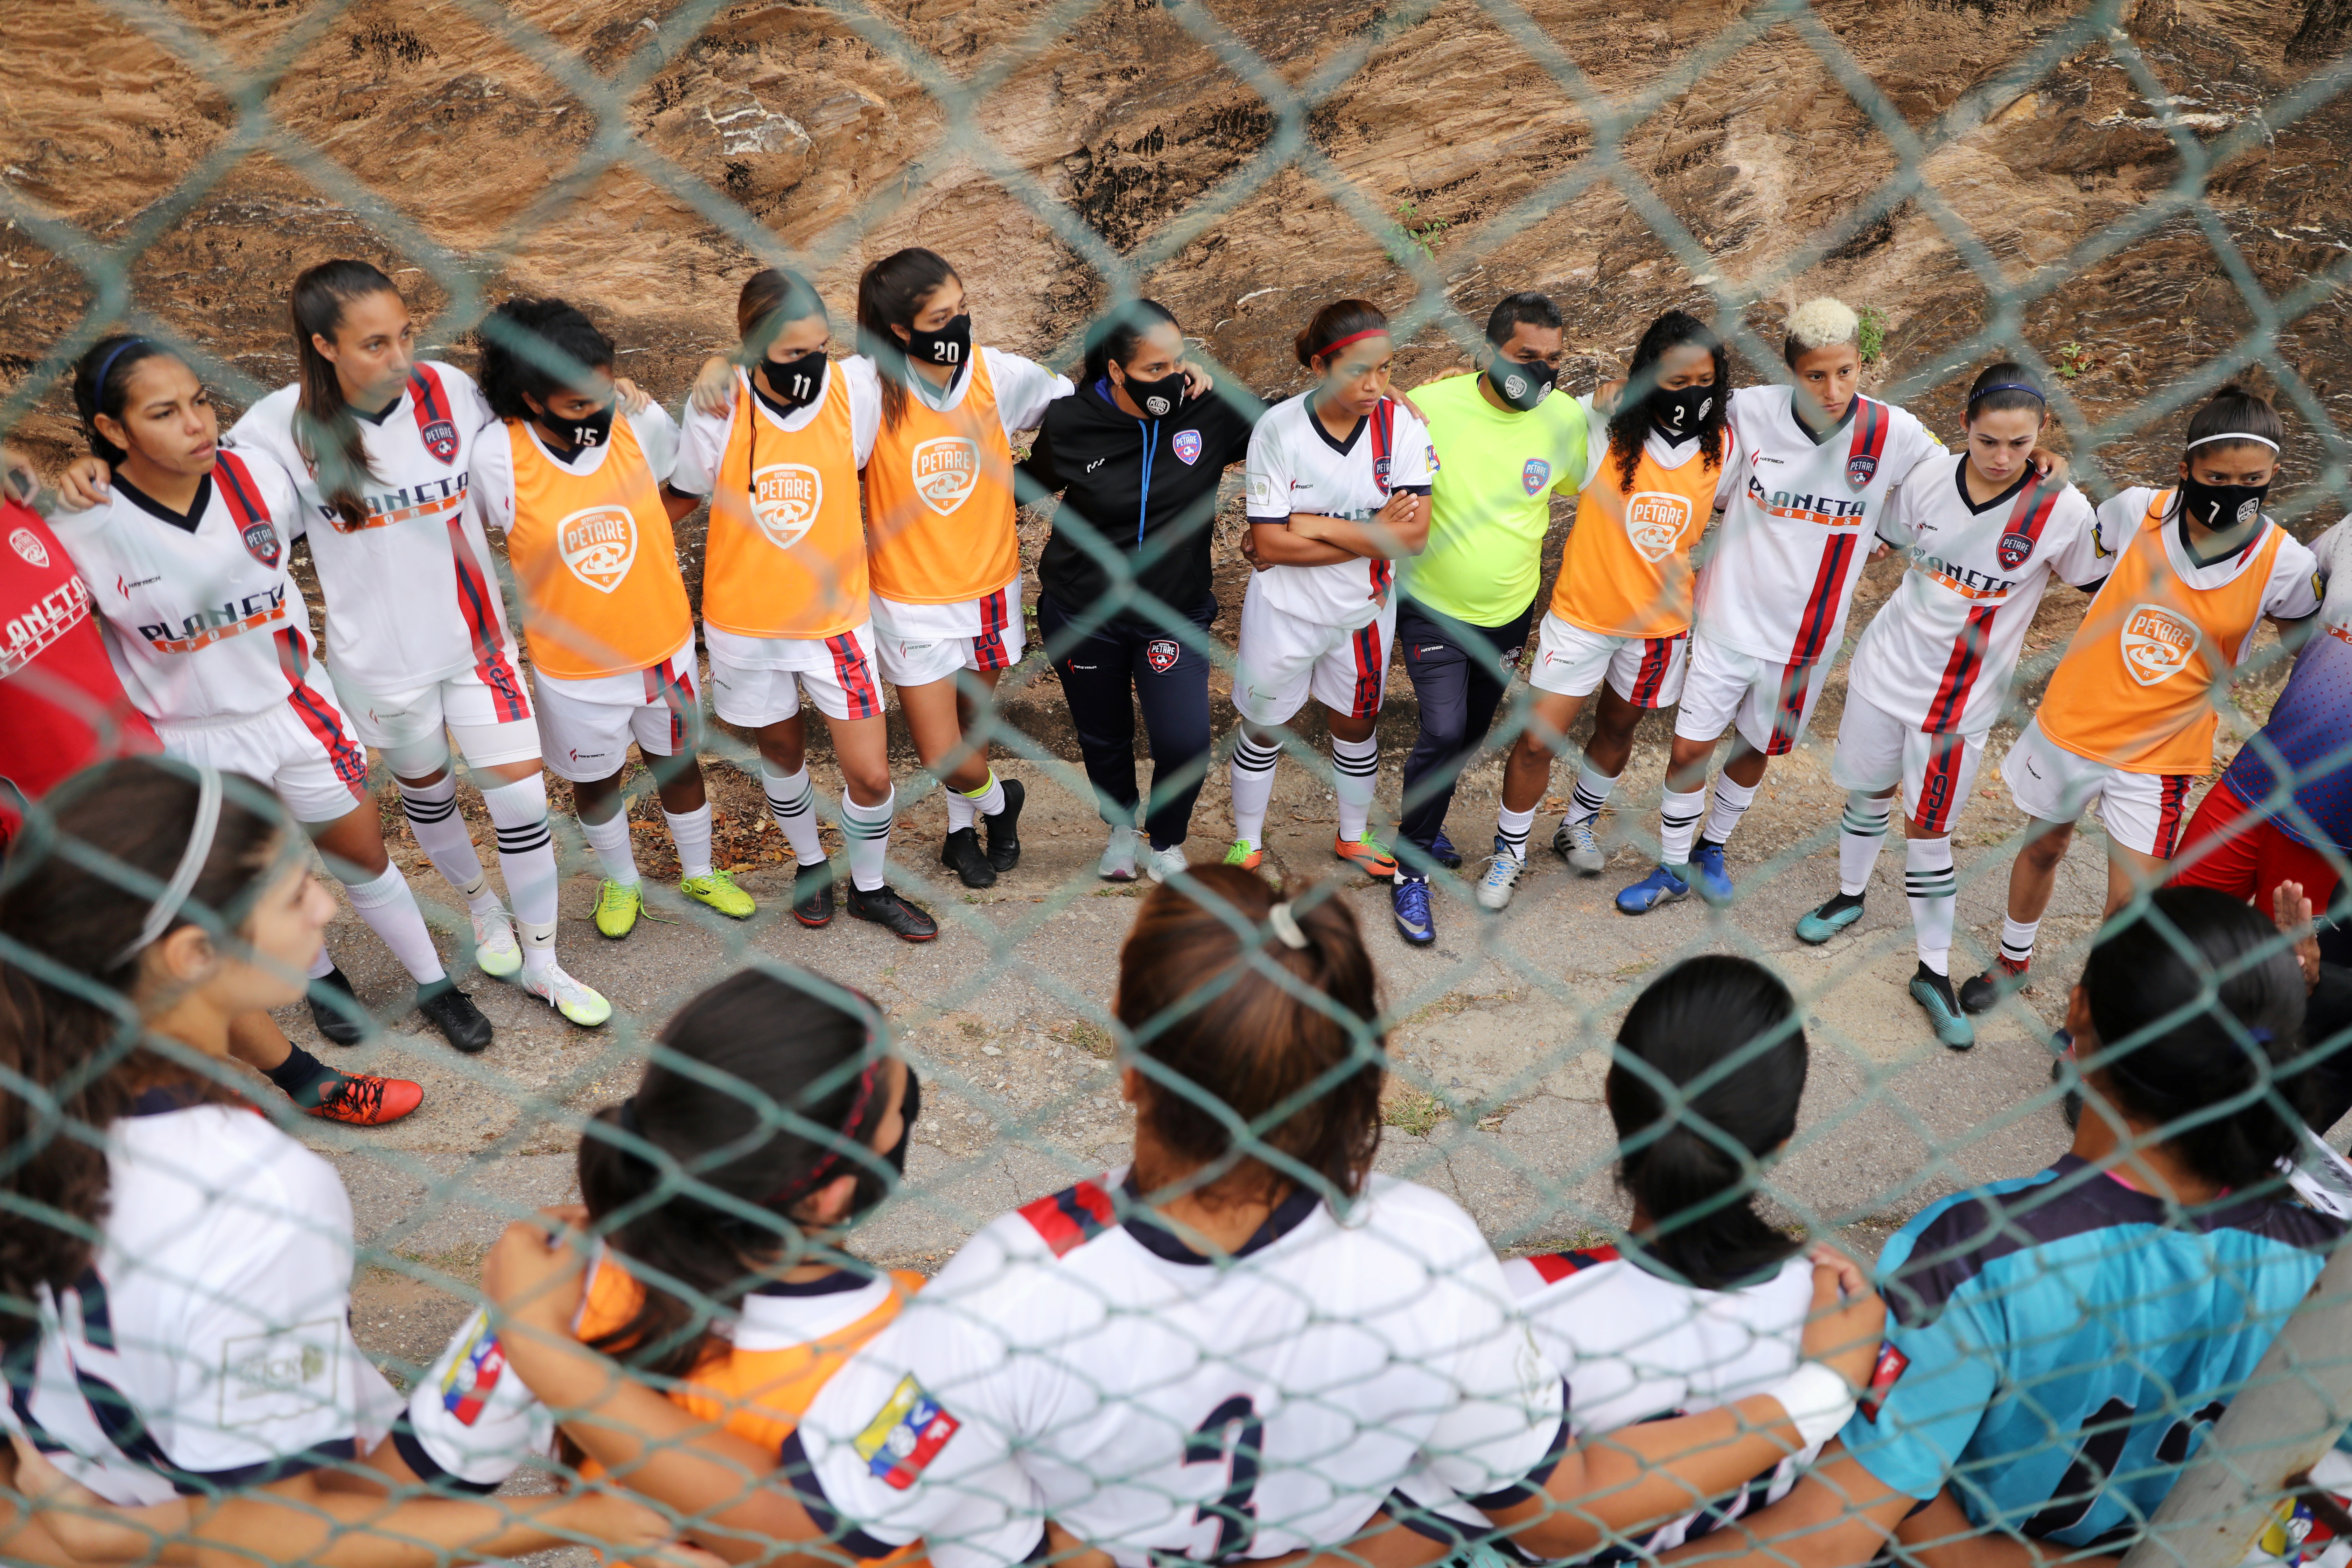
[906,314,972,370]
[1650,383,1716,444]
[1486,357,1557,413]
[1119,369,1189,419]
[2178,474,2269,536]
[756,350,828,413]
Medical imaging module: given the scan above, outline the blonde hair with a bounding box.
[1783,297,1860,363]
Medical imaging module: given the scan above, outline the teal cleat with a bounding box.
[1910,964,1976,1050]
[1795,892,1867,944]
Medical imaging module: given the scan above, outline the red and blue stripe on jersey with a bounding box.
[1021,1179,1119,1258]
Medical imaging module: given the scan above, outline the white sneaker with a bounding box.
[1475,836,1526,911]
[1099,824,1139,882]
[1146,844,1189,883]
[471,904,522,978]
[522,962,612,1027]
[1555,816,1606,874]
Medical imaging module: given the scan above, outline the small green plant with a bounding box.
[1856,305,1889,366]
[1390,199,1449,262]
[1382,1086,1450,1137]
[2055,341,2096,379]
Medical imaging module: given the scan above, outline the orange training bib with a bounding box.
[705,368,869,640]
[864,353,1019,605]
[1552,436,1720,638]
[503,416,695,681]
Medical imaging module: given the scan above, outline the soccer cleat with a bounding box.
[1475,838,1525,912]
[1616,863,1692,915]
[1099,824,1139,882]
[1391,875,1436,946]
[846,883,939,941]
[593,878,644,939]
[1553,816,1606,874]
[1146,844,1189,884]
[308,966,366,1046]
[941,826,997,888]
[681,869,756,920]
[1429,830,1464,872]
[1334,834,1398,881]
[792,863,836,927]
[416,980,494,1054]
[471,906,522,978]
[1959,957,2031,1014]
[1909,965,1975,1050]
[984,778,1025,873]
[1795,892,1868,945]
[522,963,612,1027]
[302,1071,424,1127]
[1688,841,1734,906]
[1222,839,1264,872]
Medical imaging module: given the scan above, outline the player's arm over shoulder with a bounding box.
[983,346,1073,435]
[2267,532,2325,629]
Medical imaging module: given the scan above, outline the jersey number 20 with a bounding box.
[1184,1395,1263,1561]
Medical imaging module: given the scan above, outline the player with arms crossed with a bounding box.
[1791,365,2106,1050]
[1961,385,2320,1012]
[1228,300,1432,881]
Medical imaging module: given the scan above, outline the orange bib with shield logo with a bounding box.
[502,416,694,681]
[1551,437,1720,638]
[863,353,1019,606]
[705,366,868,640]
[2036,490,2284,774]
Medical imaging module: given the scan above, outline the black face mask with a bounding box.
[1651,383,1716,442]
[905,314,972,370]
[845,1067,918,1222]
[1118,368,1189,419]
[756,350,827,412]
[1486,357,1557,413]
[538,396,615,450]
[2179,474,2270,535]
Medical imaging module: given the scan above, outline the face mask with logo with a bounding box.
[1118,368,1189,418]
[906,314,972,369]
[757,349,827,412]
[1650,382,1716,443]
[1486,357,1556,413]
[2179,474,2269,534]
[538,396,615,449]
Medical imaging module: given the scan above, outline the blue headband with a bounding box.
[92,338,150,400]
[1967,382,2045,406]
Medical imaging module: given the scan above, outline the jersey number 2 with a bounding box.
[1184,1395,1263,1561]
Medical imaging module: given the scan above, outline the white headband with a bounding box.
[115,768,223,966]
[2186,432,2280,453]
[1266,902,1310,950]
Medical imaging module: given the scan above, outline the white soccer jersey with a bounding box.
[4,1098,400,1505]
[1693,385,1943,664]
[792,1171,1564,1568]
[231,364,518,695]
[1244,392,1437,630]
[1847,455,2107,735]
[844,348,1070,445]
[50,453,330,726]
[670,356,884,493]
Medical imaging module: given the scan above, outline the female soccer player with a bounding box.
[1228,300,1435,881]
[740,866,1885,1568]
[475,297,757,950]
[1483,308,1729,912]
[668,268,935,941]
[1960,385,2320,1012]
[0,757,667,1564]
[1791,364,2106,1050]
[856,248,1071,889]
[1661,887,2337,1568]
[1026,299,1254,884]
[393,967,920,1563]
[51,337,493,1053]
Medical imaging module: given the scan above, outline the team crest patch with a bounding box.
[241,518,282,569]
[420,418,459,465]
[1624,491,1694,563]
[910,436,981,516]
[1522,458,1551,496]
[2121,602,2199,686]
[1997,531,2035,570]
[751,462,822,549]
[1372,455,1393,493]
[8,527,48,568]
[1172,429,1203,466]
[1859,1342,1909,1423]
[440,1319,506,1427]
[556,504,639,593]
[1846,452,1879,490]
[854,1374,961,1490]
[1146,638,1180,673]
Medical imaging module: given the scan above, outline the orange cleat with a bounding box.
[1332,834,1397,881]
[303,1071,424,1127]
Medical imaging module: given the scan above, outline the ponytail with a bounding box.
[72,336,177,466]
[856,248,960,433]
[290,259,400,532]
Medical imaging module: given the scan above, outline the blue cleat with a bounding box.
[1910,965,1976,1051]
[1391,875,1436,946]
[1688,840,1734,906]
[1615,863,1690,915]
[1795,892,1867,944]
[1429,830,1464,872]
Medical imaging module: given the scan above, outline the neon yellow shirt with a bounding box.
[1405,372,1592,627]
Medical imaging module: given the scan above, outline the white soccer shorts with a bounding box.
[534,643,704,783]
[1674,631,1834,757]
[332,658,540,779]
[1232,583,1396,727]
[2000,717,2194,859]
[157,679,370,825]
[1528,614,1689,707]
[707,623,887,727]
[870,584,1024,689]
[1830,689,1989,836]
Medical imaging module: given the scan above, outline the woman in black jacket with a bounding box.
[1022,301,1256,882]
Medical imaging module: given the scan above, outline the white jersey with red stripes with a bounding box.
[1244,392,1436,631]
[1847,454,2106,736]
[229,364,525,712]
[1693,385,1942,664]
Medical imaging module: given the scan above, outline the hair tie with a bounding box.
[1267,902,1310,951]
[91,338,150,402]
[2186,431,2281,453]
[1313,327,1389,361]
[1967,382,2044,406]
[113,767,222,967]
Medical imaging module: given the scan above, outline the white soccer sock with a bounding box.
[1837,793,1892,898]
[307,944,336,980]
[664,802,715,881]
[1497,803,1536,864]
[1659,787,1707,866]
[1906,834,1958,976]
[339,862,447,985]
[2000,915,2040,969]
[579,807,639,887]
[480,777,557,974]
[944,788,976,833]
[1702,775,1758,847]
[842,789,895,893]
[1330,735,1379,843]
[762,764,826,865]
[1568,763,1618,826]
[398,777,496,912]
[961,769,1007,819]
[1229,736,1280,851]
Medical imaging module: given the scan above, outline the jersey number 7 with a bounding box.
[1184,1395,1264,1561]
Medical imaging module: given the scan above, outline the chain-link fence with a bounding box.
[6,0,2352,1564]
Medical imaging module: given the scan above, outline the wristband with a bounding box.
[1769,1361,1858,1448]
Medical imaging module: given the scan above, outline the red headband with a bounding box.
[1314,328,1391,361]
[766,1057,884,1209]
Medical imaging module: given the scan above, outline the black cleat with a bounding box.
[308,966,366,1046]
[941,826,996,888]
[416,980,494,1054]
[792,863,836,928]
[846,883,939,941]
[1958,960,2030,1015]
[983,778,1024,873]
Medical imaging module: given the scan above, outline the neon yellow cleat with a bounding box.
[471,906,523,977]
[523,964,612,1027]
[1222,839,1264,870]
[593,879,643,939]
[680,869,756,920]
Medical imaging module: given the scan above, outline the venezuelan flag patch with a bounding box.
[853,1374,961,1490]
